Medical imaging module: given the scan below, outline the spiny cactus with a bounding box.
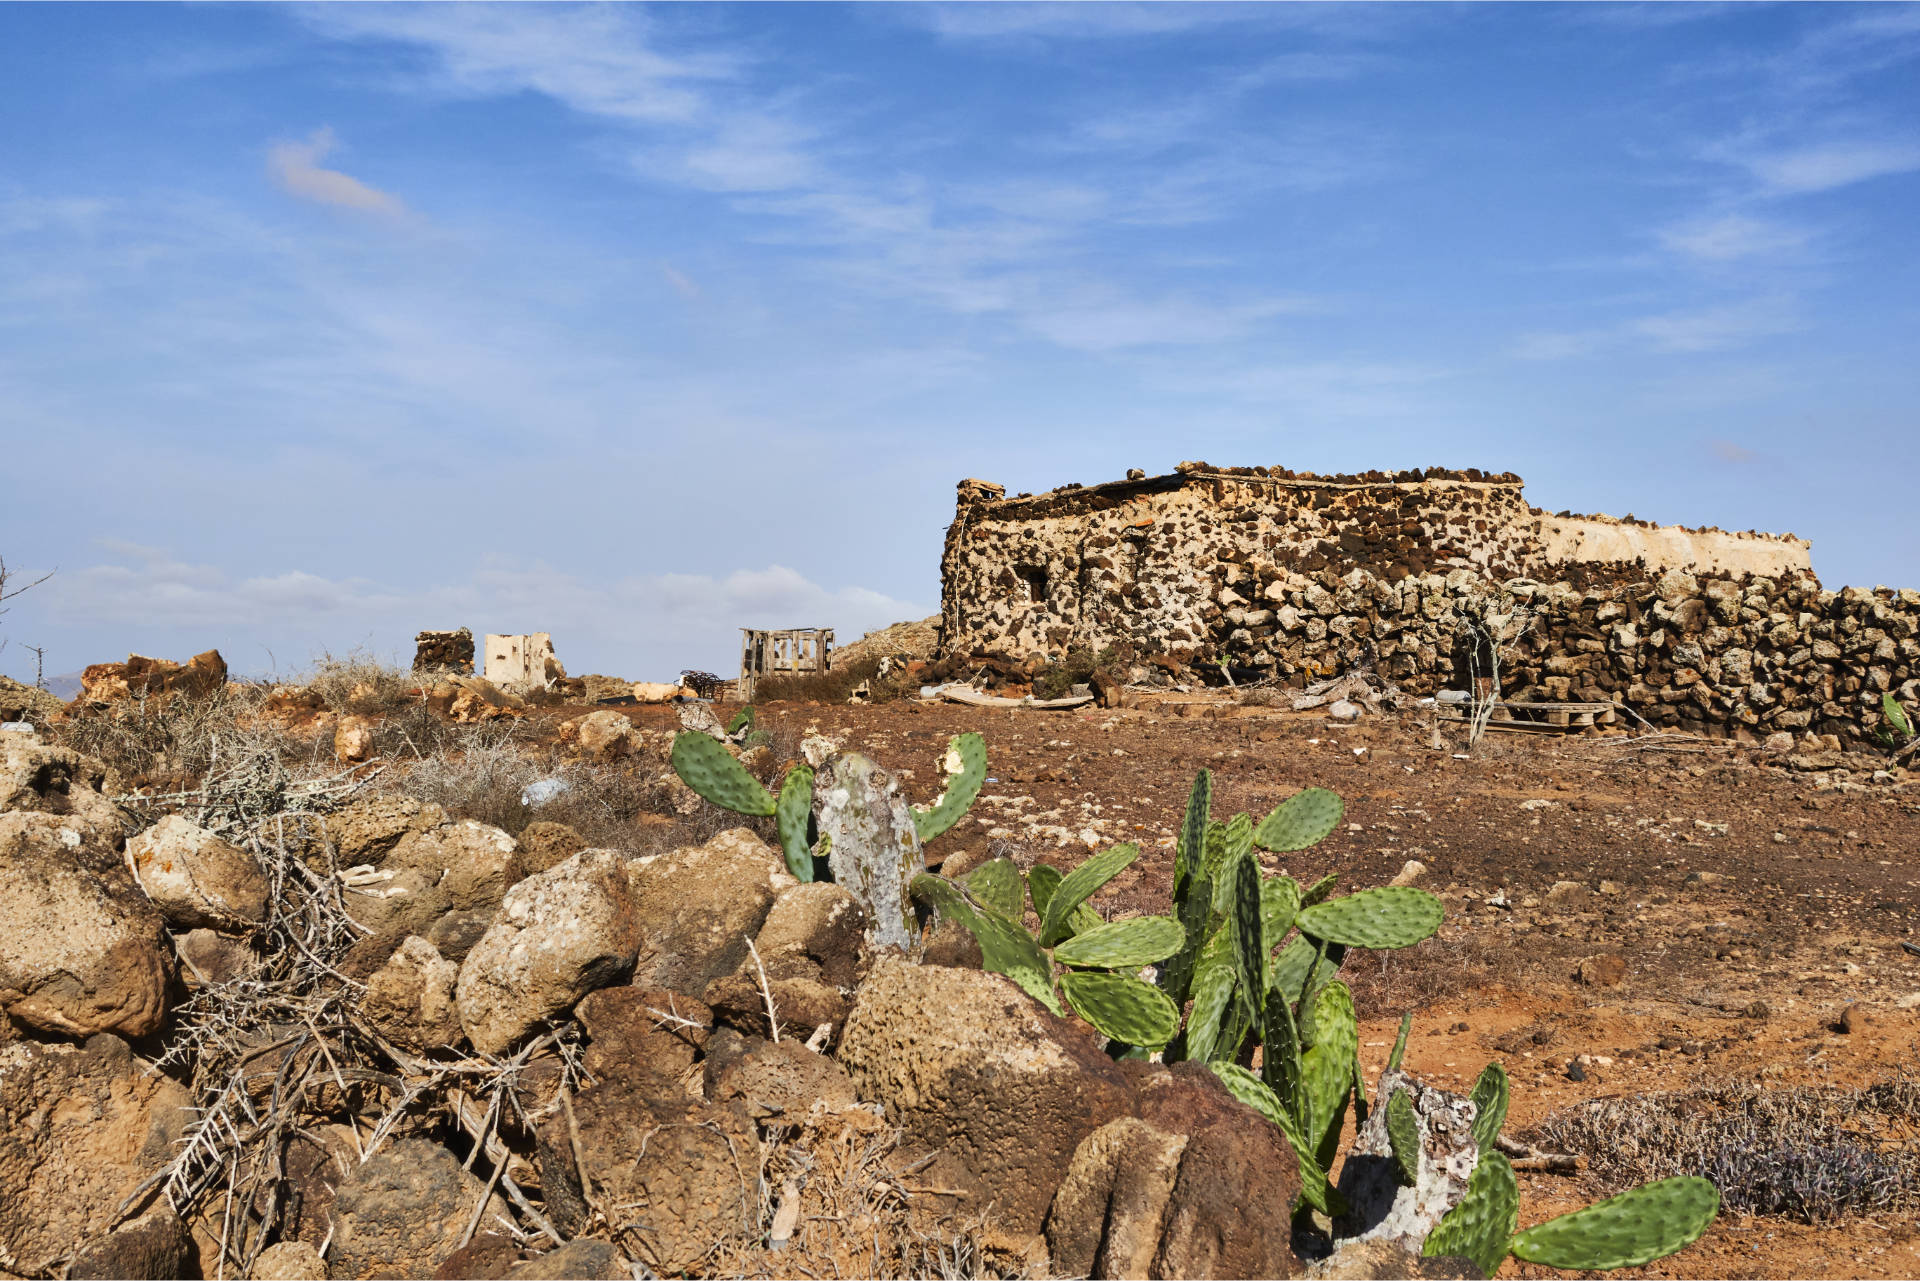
[1297,885,1445,950]
[1423,1149,1519,1277]
[910,843,1186,1050]
[1508,1177,1721,1271]
[1207,1062,1343,1217]
[1060,970,1180,1048]
[672,729,987,943]
[1254,786,1344,852]
[1468,1062,1509,1155]
[1386,1088,1421,1185]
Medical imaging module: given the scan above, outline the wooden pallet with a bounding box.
[1436,698,1617,733]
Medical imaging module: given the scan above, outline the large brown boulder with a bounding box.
[836,958,1136,1236]
[362,936,463,1052]
[626,827,794,995]
[1047,1117,1189,1279]
[305,794,449,867]
[328,1139,508,1280]
[0,675,65,727]
[703,880,870,1041]
[66,1204,192,1281]
[78,650,227,704]
[126,814,269,932]
[0,1034,194,1276]
[456,850,642,1055]
[1128,1061,1303,1279]
[0,813,172,1037]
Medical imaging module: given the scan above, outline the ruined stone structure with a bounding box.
[412,628,474,676]
[940,464,1917,743]
[483,633,565,689]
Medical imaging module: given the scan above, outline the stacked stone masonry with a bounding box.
[412,629,475,676]
[939,465,1916,743]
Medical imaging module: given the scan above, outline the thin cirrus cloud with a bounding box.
[267,127,404,213]
[1656,212,1812,263]
[1731,138,1920,196]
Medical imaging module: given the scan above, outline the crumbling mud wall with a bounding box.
[939,464,1917,743]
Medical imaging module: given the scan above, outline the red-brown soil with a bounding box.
[548,692,1920,1279]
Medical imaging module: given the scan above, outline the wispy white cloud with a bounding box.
[1733,139,1920,195]
[1656,212,1812,262]
[267,127,404,213]
[1632,296,1800,353]
[1707,438,1761,464]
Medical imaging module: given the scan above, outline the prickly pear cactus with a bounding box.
[1053,915,1184,969]
[1253,786,1344,852]
[1509,1177,1720,1271]
[1423,1149,1518,1277]
[815,751,925,950]
[1208,1062,1342,1217]
[774,766,815,882]
[1176,769,1211,891]
[1386,1088,1421,1185]
[1468,1062,1509,1154]
[1060,970,1180,1049]
[965,856,1024,920]
[911,732,986,842]
[671,731,775,816]
[1298,886,1444,950]
[1335,1068,1481,1257]
[1038,843,1139,946]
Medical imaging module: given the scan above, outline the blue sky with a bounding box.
[2,2,1916,684]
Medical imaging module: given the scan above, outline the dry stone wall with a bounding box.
[939,465,1915,743]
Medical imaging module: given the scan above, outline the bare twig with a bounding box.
[747,937,781,1044]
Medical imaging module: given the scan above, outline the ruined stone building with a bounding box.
[939,463,1917,743]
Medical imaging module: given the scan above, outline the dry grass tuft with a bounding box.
[1535,1079,1920,1223]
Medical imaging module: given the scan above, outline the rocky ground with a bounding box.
[2,659,1916,1280]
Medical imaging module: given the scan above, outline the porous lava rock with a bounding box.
[456,849,641,1055]
[626,827,794,996]
[327,1139,507,1280]
[836,958,1135,1236]
[362,935,463,1052]
[126,814,269,933]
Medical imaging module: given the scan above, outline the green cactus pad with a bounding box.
[1225,811,1253,863]
[965,857,1025,920]
[775,766,816,882]
[1028,863,1100,937]
[1386,1088,1421,1185]
[1260,983,1301,1102]
[1253,787,1345,853]
[910,873,1060,1014]
[1300,981,1357,1151]
[912,732,987,843]
[1425,1150,1518,1277]
[1205,822,1233,913]
[1229,853,1266,1015]
[1157,869,1214,1006]
[1297,886,1443,949]
[910,871,970,919]
[1039,843,1140,945]
[1351,1051,1370,1126]
[1061,970,1180,1049]
[1300,871,1340,906]
[1469,1062,1510,1154]
[1207,1062,1343,1217]
[1260,874,1301,953]
[1269,935,1341,1002]
[1182,923,1237,1063]
[1387,1010,1413,1072]
[671,731,776,816]
[1510,1176,1720,1271]
[1054,915,1185,969]
[727,706,755,734]
[1177,769,1212,891]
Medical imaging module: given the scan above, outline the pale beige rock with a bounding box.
[350,819,522,939]
[0,741,130,851]
[250,1240,328,1280]
[334,714,376,762]
[630,681,690,703]
[572,709,636,760]
[626,828,794,995]
[457,850,642,1055]
[127,814,269,932]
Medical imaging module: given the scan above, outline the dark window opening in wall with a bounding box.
[1015,564,1049,603]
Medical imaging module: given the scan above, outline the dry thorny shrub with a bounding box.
[1535,1079,1920,1223]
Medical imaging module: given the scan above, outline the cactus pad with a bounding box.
[1270,935,1341,1002]
[1301,871,1340,906]
[910,873,1060,1014]
[965,857,1025,920]
[1028,863,1100,937]
[912,732,987,842]
[1253,787,1344,852]
[1158,868,1214,1005]
[1469,1062,1509,1154]
[1510,1176,1720,1271]
[1299,981,1357,1151]
[1054,915,1185,969]
[1260,874,1301,952]
[1229,853,1266,1014]
[727,706,755,734]
[775,766,815,882]
[1039,843,1140,945]
[671,731,776,816]
[1386,1087,1420,1185]
[1061,970,1179,1049]
[1425,1150,1518,1277]
[1178,769,1212,891]
[1183,923,1237,1062]
[1387,1010,1413,1072]
[1297,886,1443,949]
